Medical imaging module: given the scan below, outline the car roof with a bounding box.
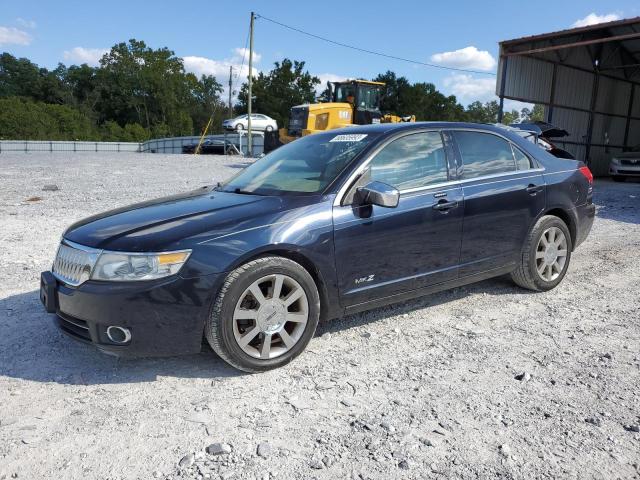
[323,121,521,136]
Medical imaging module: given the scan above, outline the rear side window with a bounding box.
[368,132,448,190]
[454,131,516,179]
[512,144,533,170]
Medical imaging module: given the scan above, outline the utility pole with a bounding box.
[228,65,233,120]
[247,11,255,156]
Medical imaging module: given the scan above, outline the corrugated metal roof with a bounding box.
[501,16,640,46]
[497,17,640,170]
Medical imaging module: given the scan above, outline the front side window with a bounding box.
[334,84,356,103]
[219,132,378,195]
[367,132,448,190]
[454,131,516,179]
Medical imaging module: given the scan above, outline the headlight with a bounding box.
[91,250,191,282]
[610,157,620,164]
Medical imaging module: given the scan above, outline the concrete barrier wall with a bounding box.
[0,140,141,153]
[141,133,264,155]
[0,133,265,156]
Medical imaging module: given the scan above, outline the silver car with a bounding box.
[610,145,640,181]
[223,114,278,132]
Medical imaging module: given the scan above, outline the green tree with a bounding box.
[520,104,545,122]
[188,73,226,135]
[0,53,66,103]
[237,59,320,128]
[502,109,520,125]
[372,71,465,121]
[0,47,225,141]
[0,97,98,140]
[96,39,193,135]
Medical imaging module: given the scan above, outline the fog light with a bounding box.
[106,326,131,344]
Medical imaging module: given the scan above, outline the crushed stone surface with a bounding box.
[0,153,639,479]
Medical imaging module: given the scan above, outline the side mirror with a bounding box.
[355,181,399,208]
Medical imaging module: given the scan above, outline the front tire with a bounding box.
[235,123,244,131]
[511,215,573,291]
[205,257,320,373]
[265,125,273,132]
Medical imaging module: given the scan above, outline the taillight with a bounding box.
[579,166,593,185]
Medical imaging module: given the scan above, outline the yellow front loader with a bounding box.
[279,79,415,144]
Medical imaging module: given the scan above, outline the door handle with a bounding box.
[433,199,458,212]
[526,184,543,195]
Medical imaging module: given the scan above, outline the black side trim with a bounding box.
[344,264,514,315]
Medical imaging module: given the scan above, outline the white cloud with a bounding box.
[16,18,36,29]
[183,47,261,80]
[231,47,261,64]
[0,26,32,46]
[572,12,621,28]
[430,46,496,72]
[182,48,262,102]
[443,74,496,103]
[314,73,348,94]
[504,99,534,112]
[441,75,536,114]
[63,47,109,66]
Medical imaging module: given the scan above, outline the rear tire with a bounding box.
[612,175,626,182]
[511,215,573,291]
[265,125,273,132]
[205,257,320,373]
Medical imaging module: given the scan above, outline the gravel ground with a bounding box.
[0,153,639,480]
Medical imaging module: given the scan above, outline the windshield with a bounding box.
[357,85,381,110]
[219,132,378,195]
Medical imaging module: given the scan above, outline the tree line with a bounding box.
[0,39,543,141]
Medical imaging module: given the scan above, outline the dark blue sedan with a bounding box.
[40,122,595,372]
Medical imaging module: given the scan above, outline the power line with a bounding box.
[231,27,250,95]
[255,13,496,76]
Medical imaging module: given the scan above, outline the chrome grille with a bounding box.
[52,241,101,286]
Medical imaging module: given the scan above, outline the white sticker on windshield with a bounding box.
[330,134,368,142]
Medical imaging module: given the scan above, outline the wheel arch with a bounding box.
[542,207,577,249]
[230,248,335,322]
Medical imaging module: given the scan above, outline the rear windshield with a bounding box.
[218,132,378,195]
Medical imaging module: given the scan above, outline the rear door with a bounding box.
[450,130,545,277]
[333,130,464,307]
[250,114,264,129]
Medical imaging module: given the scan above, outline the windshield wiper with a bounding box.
[231,187,261,195]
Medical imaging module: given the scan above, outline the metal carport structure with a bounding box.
[496,17,640,175]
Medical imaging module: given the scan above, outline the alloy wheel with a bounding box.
[535,226,568,282]
[232,274,309,359]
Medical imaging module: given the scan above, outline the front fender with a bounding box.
[183,201,342,319]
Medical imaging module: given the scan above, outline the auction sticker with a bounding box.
[330,134,368,142]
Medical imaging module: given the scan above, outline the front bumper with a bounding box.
[40,271,222,357]
[610,163,640,176]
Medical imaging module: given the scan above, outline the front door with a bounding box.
[332,131,464,308]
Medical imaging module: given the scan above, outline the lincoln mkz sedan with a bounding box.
[40,123,595,372]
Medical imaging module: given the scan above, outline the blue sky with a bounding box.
[1,0,638,108]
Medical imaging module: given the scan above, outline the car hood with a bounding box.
[613,151,640,160]
[64,187,319,252]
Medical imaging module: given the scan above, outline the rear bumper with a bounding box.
[40,271,222,357]
[574,202,595,249]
